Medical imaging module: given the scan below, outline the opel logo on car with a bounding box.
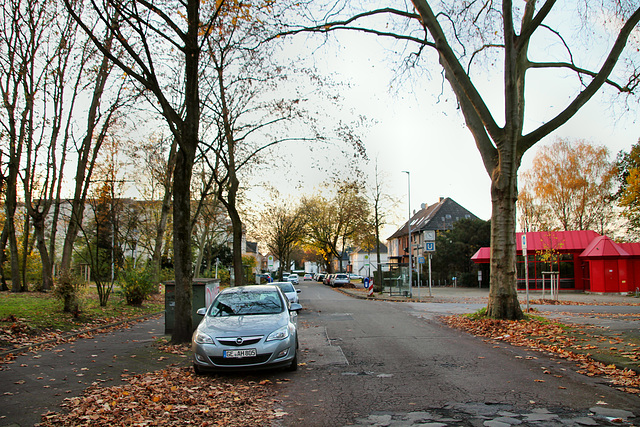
[235,337,244,345]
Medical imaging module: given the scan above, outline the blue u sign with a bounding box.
[425,242,436,252]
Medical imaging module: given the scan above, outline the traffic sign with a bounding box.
[425,241,436,252]
[363,277,370,289]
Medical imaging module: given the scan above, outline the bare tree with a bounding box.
[0,0,53,291]
[133,134,177,287]
[65,0,226,342]
[58,28,125,277]
[366,159,398,290]
[282,1,640,319]
[199,8,339,286]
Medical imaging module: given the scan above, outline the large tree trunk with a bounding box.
[486,164,523,319]
[170,0,200,343]
[171,147,195,342]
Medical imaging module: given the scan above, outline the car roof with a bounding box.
[220,285,280,294]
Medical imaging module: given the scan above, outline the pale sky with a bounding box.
[249,27,639,240]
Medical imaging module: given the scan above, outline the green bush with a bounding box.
[119,266,155,306]
[53,269,85,316]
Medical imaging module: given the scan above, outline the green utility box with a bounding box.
[164,278,220,334]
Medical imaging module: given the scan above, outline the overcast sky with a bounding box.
[250,21,639,240]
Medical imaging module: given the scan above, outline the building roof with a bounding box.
[472,230,603,263]
[617,242,640,256]
[245,241,258,254]
[355,242,388,254]
[579,235,630,258]
[517,230,601,252]
[388,197,480,240]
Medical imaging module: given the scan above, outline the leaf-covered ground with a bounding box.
[441,314,640,395]
[38,366,280,426]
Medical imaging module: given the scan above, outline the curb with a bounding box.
[0,311,164,357]
[333,287,432,303]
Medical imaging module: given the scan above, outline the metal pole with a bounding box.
[428,253,432,297]
[403,171,412,298]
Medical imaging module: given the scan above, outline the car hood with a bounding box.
[197,312,288,337]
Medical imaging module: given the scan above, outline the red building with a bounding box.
[471,230,640,294]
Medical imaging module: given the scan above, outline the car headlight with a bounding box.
[193,330,214,345]
[266,325,289,341]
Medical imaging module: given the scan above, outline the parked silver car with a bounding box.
[273,281,301,304]
[331,273,351,287]
[192,285,301,373]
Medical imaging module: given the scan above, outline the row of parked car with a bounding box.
[314,273,351,287]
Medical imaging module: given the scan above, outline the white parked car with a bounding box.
[287,274,299,284]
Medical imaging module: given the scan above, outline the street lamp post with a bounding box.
[402,171,412,298]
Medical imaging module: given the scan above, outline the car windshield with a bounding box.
[336,274,347,279]
[276,283,295,293]
[209,291,283,316]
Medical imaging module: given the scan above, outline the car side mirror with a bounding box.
[289,303,302,312]
[196,307,207,316]
[296,289,301,293]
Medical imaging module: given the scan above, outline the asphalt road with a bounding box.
[275,281,640,426]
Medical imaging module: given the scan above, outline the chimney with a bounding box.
[439,197,445,203]
[420,203,426,210]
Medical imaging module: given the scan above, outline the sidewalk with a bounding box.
[340,284,640,305]
[0,316,188,427]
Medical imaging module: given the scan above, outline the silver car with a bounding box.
[192,285,301,373]
[273,281,301,304]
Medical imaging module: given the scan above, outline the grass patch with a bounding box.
[0,289,163,333]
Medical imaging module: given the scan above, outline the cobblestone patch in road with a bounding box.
[349,403,637,426]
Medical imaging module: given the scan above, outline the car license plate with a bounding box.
[223,348,257,358]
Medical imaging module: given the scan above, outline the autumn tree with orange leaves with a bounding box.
[518,139,617,234]
[616,139,640,239]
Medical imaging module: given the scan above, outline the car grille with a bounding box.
[209,354,272,366]
[217,336,263,347]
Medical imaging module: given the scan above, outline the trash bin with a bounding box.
[164,278,220,334]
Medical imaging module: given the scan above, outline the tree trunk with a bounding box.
[171,0,200,343]
[33,214,54,291]
[171,146,195,342]
[60,44,114,273]
[151,139,176,287]
[194,223,209,278]
[229,201,244,286]
[486,160,524,320]
[0,223,9,291]
[6,178,21,292]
